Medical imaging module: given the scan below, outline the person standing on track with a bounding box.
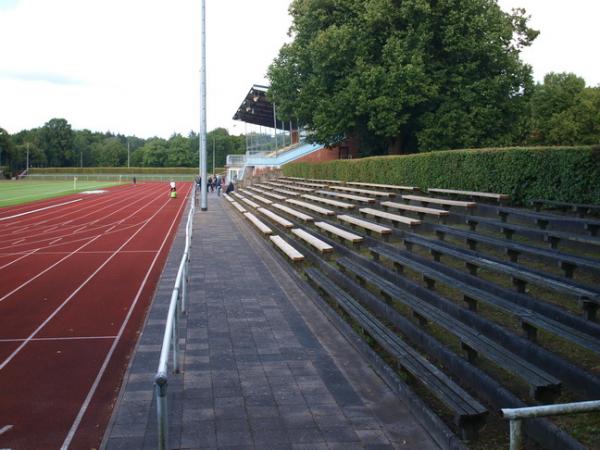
[133,176,136,185]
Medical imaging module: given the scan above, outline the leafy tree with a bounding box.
[39,118,75,165]
[268,0,538,153]
[140,138,169,167]
[91,137,127,166]
[0,127,14,174]
[529,72,600,145]
[166,134,193,167]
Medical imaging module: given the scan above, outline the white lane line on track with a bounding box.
[61,188,190,450]
[0,191,178,371]
[0,199,83,222]
[0,425,13,435]
[0,336,117,343]
[0,249,40,271]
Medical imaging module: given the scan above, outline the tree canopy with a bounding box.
[0,119,246,176]
[268,0,540,153]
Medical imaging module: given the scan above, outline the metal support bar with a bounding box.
[502,400,600,450]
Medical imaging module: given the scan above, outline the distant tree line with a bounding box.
[268,0,600,155]
[0,119,246,175]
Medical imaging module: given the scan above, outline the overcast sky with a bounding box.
[0,0,598,139]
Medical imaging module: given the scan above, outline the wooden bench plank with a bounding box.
[270,235,304,261]
[305,267,487,439]
[359,208,422,227]
[403,194,476,209]
[316,190,376,204]
[315,221,364,244]
[337,257,562,402]
[301,194,355,210]
[346,181,419,192]
[338,214,392,236]
[381,201,449,219]
[244,212,272,235]
[428,188,509,202]
[240,197,260,209]
[231,201,247,213]
[291,228,334,254]
[330,186,394,198]
[286,199,335,216]
[272,188,300,197]
[272,203,314,222]
[370,245,600,356]
[257,208,294,229]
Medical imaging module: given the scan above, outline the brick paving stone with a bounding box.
[102,194,441,450]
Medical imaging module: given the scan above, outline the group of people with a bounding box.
[195,175,234,196]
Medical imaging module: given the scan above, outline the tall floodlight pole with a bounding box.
[199,0,208,211]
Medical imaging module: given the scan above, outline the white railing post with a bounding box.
[155,375,168,450]
[153,184,195,449]
[501,400,600,450]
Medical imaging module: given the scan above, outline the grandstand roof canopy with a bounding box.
[233,84,292,131]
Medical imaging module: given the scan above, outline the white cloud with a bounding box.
[0,0,598,138]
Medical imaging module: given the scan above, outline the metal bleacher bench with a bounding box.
[369,245,600,355]
[531,199,600,218]
[400,233,600,320]
[305,267,488,440]
[336,257,562,402]
[431,224,600,278]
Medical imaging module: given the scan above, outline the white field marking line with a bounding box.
[0,190,166,303]
[0,250,158,256]
[0,181,120,203]
[49,238,62,245]
[0,336,117,343]
[0,199,83,222]
[0,182,152,231]
[0,424,13,435]
[0,193,175,371]
[0,185,165,244]
[11,239,25,246]
[1,183,157,233]
[61,187,190,450]
[0,186,165,250]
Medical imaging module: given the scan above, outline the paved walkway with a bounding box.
[102,194,440,450]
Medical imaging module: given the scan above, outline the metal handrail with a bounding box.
[501,400,600,450]
[154,184,196,450]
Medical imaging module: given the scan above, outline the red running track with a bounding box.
[0,182,191,449]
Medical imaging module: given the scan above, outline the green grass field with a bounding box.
[0,179,123,207]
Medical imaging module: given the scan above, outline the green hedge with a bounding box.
[284,146,600,205]
[30,167,198,175]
